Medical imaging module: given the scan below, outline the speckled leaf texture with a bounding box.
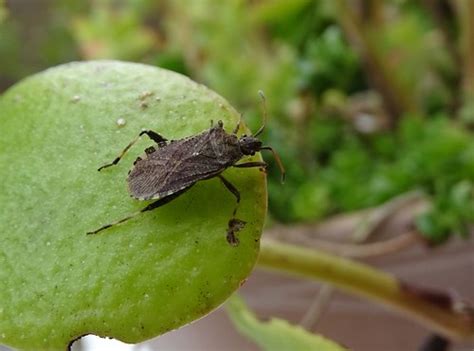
[0,61,266,351]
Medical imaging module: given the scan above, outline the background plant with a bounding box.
[2,0,473,242]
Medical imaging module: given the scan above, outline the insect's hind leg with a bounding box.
[86,187,190,235]
[97,130,168,171]
[217,175,246,246]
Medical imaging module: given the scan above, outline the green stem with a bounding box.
[258,238,474,341]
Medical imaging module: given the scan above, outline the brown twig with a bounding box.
[300,285,334,330]
[295,191,426,329]
[422,0,460,65]
[296,230,422,258]
[460,0,474,104]
[422,0,462,113]
[267,190,429,258]
[352,190,427,242]
[334,0,417,126]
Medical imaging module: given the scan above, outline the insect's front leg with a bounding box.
[234,161,268,175]
[98,130,168,171]
[260,146,285,183]
[141,130,168,146]
[233,161,267,169]
[217,175,246,246]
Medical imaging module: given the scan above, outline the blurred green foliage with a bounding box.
[0,0,473,243]
[72,1,155,60]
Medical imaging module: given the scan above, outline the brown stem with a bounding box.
[288,230,422,258]
[334,0,417,126]
[299,285,334,330]
[297,188,425,329]
[461,0,474,102]
[422,0,460,64]
[421,0,462,113]
[361,0,383,27]
[452,0,474,124]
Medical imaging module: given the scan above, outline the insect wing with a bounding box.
[127,127,239,200]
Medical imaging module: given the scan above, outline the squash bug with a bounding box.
[87,92,285,246]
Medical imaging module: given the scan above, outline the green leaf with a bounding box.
[0,61,266,350]
[226,295,347,351]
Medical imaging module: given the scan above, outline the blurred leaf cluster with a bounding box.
[1,0,473,243]
[72,1,155,60]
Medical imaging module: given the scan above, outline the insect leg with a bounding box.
[234,161,268,175]
[260,146,286,183]
[218,175,240,216]
[86,187,191,235]
[233,161,267,169]
[232,114,243,134]
[141,130,168,146]
[97,130,168,171]
[217,175,246,245]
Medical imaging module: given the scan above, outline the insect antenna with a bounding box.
[253,90,267,137]
[260,146,285,183]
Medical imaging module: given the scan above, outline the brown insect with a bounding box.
[87,92,284,245]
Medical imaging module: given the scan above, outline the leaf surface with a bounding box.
[0,61,266,350]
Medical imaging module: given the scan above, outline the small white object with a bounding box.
[71,335,135,351]
[116,118,127,127]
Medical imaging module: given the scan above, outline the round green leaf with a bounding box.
[0,61,266,350]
